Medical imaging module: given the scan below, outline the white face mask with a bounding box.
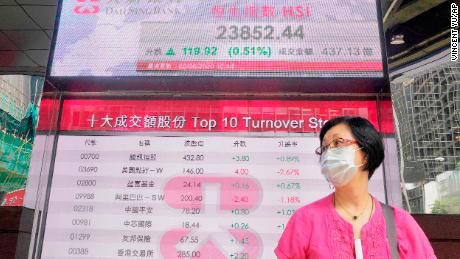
[320,146,363,187]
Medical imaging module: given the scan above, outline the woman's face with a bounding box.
[322,123,367,169]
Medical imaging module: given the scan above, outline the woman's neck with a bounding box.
[334,174,370,209]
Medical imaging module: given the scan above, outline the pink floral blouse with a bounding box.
[275,193,436,259]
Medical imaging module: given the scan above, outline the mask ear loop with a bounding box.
[321,169,335,190]
[324,174,335,190]
[354,147,366,168]
[328,182,335,191]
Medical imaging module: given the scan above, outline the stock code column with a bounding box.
[41,135,326,259]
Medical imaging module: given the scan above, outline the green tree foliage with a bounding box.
[431,196,460,214]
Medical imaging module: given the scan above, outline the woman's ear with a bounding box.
[359,149,369,167]
[363,154,369,167]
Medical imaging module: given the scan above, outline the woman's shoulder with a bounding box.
[388,204,437,257]
[389,204,430,244]
[389,204,416,223]
[283,193,333,232]
[295,193,333,216]
[385,203,419,230]
[275,194,334,258]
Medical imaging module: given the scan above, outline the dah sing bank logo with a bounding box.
[74,0,100,14]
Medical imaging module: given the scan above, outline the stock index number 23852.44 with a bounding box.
[216,25,305,41]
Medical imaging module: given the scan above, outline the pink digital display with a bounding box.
[40,100,393,258]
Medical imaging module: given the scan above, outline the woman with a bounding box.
[275,116,436,259]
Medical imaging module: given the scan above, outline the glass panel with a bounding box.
[0,75,44,206]
[22,81,61,258]
[391,62,460,214]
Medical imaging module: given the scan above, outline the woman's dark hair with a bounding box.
[319,116,384,179]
